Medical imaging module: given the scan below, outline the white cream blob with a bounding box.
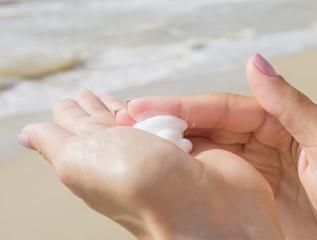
[133,115,193,153]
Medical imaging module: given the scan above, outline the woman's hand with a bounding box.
[122,53,317,239]
[19,90,284,240]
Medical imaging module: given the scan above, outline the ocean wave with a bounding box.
[0,51,82,79]
[1,25,317,119]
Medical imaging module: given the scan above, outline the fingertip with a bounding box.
[246,54,278,109]
[245,57,253,76]
[17,133,34,150]
[20,122,74,164]
[246,55,265,85]
[246,53,278,85]
[20,123,49,152]
[126,96,181,120]
[116,109,137,126]
[251,53,277,77]
[98,93,125,116]
[126,97,151,119]
[73,88,93,100]
[73,89,94,109]
[52,98,76,119]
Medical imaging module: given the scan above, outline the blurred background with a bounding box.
[0,0,316,239]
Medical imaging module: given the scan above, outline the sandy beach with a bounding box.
[1,48,317,240]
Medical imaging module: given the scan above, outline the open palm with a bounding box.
[21,89,284,240]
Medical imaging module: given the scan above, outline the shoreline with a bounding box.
[1,47,317,240]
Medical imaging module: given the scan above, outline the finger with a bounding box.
[53,98,89,129]
[99,93,125,116]
[73,89,113,119]
[115,109,137,126]
[53,98,114,133]
[249,53,317,206]
[246,53,317,148]
[189,137,244,158]
[186,128,251,144]
[21,123,74,165]
[127,94,267,132]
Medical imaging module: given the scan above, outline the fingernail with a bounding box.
[114,109,123,118]
[17,133,34,150]
[125,98,135,108]
[251,53,277,77]
[298,149,309,178]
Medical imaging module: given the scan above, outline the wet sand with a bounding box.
[1,48,317,240]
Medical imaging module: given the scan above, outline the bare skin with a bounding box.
[20,89,284,240]
[122,56,317,239]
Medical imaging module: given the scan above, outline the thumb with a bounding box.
[247,53,317,207]
[246,53,317,149]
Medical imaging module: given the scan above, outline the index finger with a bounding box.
[127,93,267,132]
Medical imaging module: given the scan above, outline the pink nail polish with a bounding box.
[114,109,122,118]
[17,133,34,150]
[251,53,277,77]
[125,98,135,107]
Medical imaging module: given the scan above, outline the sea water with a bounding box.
[0,0,317,119]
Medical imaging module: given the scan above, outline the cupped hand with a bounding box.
[122,53,317,239]
[19,89,284,240]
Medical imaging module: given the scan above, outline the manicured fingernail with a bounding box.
[17,133,34,150]
[251,53,277,77]
[125,98,135,108]
[298,149,308,178]
[114,109,123,118]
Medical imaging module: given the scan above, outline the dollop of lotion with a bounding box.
[133,115,193,153]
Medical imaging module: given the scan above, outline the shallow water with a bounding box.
[0,0,317,118]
